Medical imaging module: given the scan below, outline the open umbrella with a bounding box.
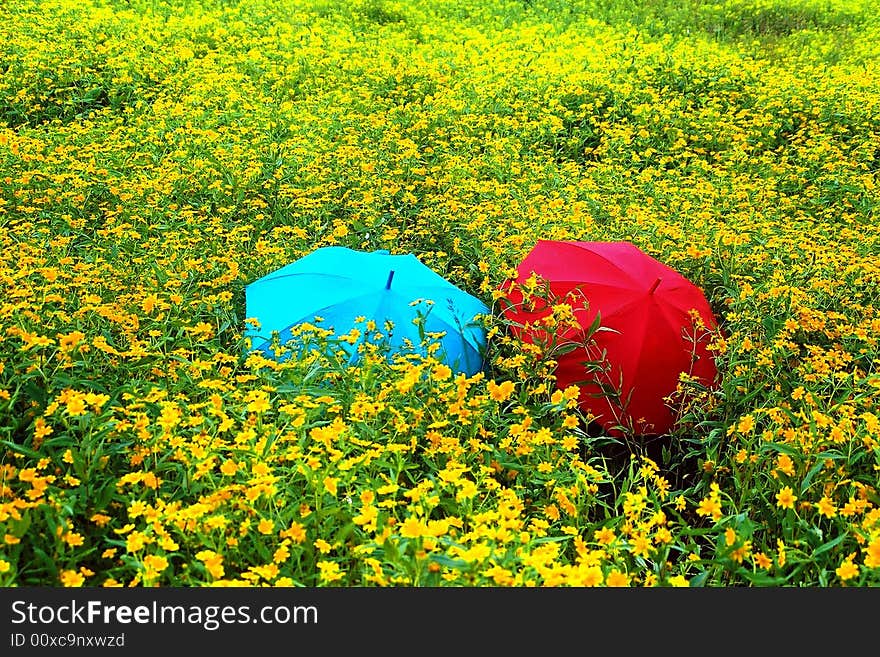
[501,240,719,436]
[245,247,489,376]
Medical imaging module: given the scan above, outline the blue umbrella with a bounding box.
[244,247,489,375]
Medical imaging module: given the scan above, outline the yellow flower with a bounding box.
[34,418,53,440]
[776,453,796,477]
[753,552,772,569]
[281,522,307,544]
[865,537,880,569]
[125,531,146,553]
[195,550,225,580]
[630,533,652,558]
[58,331,85,351]
[589,527,614,548]
[143,554,169,573]
[776,486,797,510]
[725,528,737,546]
[141,294,159,314]
[317,560,343,584]
[65,395,88,417]
[571,564,603,586]
[453,479,476,502]
[246,391,271,413]
[159,536,178,551]
[696,495,722,521]
[432,364,452,380]
[816,496,837,519]
[60,570,85,587]
[543,504,560,522]
[737,414,755,434]
[438,464,464,485]
[257,519,274,535]
[487,380,515,403]
[605,570,630,587]
[273,543,290,564]
[485,565,515,586]
[158,404,181,432]
[220,460,238,476]
[835,559,859,582]
[400,517,427,539]
[654,527,673,544]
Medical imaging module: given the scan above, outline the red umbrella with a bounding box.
[500,240,720,436]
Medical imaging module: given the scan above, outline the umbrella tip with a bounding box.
[649,278,662,294]
[386,270,395,290]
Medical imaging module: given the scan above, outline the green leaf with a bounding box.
[800,457,835,494]
[760,441,801,457]
[688,571,710,587]
[529,535,570,545]
[0,439,43,460]
[382,530,400,555]
[813,532,849,557]
[33,546,59,579]
[552,342,581,356]
[737,569,789,586]
[586,310,603,337]
[11,509,32,536]
[428,554,469,570]
[334,522,356,545]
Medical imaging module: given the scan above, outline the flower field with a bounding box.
[1,0,879,587]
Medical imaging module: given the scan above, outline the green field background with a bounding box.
[1,0,878,586]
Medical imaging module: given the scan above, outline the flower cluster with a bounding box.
[1,0,878,587]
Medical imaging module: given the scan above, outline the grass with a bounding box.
[0,0,878,587]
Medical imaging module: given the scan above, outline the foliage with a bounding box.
[1,0,879,587]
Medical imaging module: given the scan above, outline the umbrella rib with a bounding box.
[656,290,715,326]
[556,242,647,287]
[252,275,481,307]
[580,278,688,294]
[264,291,482,337]
[364,283,489,327]
[593,295,651,324]
[250,272,365,286]
[632,310,675,428]
[380,281,482,301]
[257,290,390,341]
[539,279,634,290]
[611,302,657,426]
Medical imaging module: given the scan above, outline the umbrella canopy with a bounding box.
[245,247,489,376]
[501,240,720,436]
